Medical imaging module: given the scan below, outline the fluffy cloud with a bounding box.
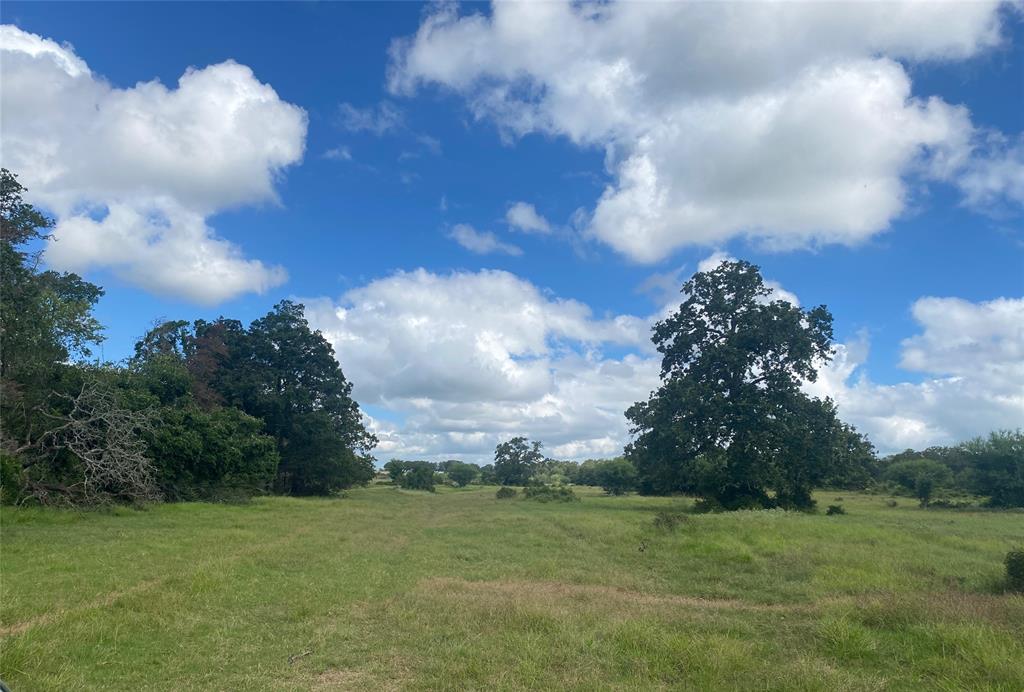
[389,2,1019,261]
[449,223,523,256]
[956,135,1024,208]
[0,25,306,303]
[304,268,655,462]
[807,297,1024,453]
[506,201,551,234]
[306,264,1022,462]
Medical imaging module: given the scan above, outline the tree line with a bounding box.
[383,443,639,496]
[2,167,1019,510]
[0,170,375,505]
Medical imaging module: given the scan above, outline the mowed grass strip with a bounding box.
[2,487,1022,690]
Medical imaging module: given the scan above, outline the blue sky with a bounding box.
[2,2,1022,461]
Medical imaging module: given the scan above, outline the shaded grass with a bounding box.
[2,487,1022,689]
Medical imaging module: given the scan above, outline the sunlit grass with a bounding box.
[2,487,1022,690]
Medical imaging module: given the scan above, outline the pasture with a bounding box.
[2,486,1022,690]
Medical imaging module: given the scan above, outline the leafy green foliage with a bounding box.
[446,461,479,487]
[959,431,1024,507]
[129,303,377,497]
[826,504,846,516]
[882,459,952,497]
[651,509,688,532]
[149,404,279,501]
[0,169,104,385]
[495,486,517,499]
[479,464,497,485]
[385,459,410,483]
[523,483,579,502]
[574,457,638,495]
[399,461,437,492]
[493,436,544,486]
[1006,548,1024,592]
[626,260,864,509]
[209,301,376,495]
[877,431,1023,508]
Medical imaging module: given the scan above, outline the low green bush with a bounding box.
[0,452,26,505]
[495,486,517,499]
[1006,548,1024,591]
[523,484,579,503]
[826,504,846,515]
[652,510,689,532]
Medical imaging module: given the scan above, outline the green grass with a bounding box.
[2,487,1023,690]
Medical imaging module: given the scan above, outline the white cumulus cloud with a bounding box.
[807,297,1024,453]
[389,1,1021,262]
[303,268,656,462]
[506,201,551,234]
[0,25,306,303]
[449,223,523,256]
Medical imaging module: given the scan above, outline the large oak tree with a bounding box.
[626,260,869,509]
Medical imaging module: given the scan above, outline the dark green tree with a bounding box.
[447,461,479,487]
[479,464,497,485]
[399,461,436,491]
[493,436,544,486]
[384,459,409,483]
[127,347,279,501]
[214,301,376,495]
[960,430,1023,507]
[626,260,853,509]
[882,458,952,498]
[592,458,638,496]
[0,169,104,384]
[0,170,122,505]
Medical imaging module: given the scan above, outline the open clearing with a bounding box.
[2,486,1023,690]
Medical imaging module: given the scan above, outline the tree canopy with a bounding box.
[493,436,544,486]
[626,260,867,509]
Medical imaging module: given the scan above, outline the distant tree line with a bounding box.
[0,169,375,505]
[874,432,1023,507]
[382,438,640,496]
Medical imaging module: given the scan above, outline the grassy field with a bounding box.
[2,486,1023,690]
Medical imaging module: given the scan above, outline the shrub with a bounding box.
[1006,548,1024,592]
[0,453,26,505]
[447,462,479,487]
[652,510,688,532]
[399,461,436,492]
[593,458,638,495]
[495,486,517,499]
[882,458,952,497]
[692,497,724,513]
[523,484,579,503]
[151,405,279,501]
[962,431,1024,508]
[826,504,846,515]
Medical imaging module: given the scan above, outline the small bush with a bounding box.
[652,510,689,532]
[826,504,846,516]
[886,500,898,508]
[495,486,517,499]
[926,496,977,510]
[523,484,579,503]
[399,461,436,492]
[0,453,26,505]
[692,497,724,513]
[1006,548,1024,592]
